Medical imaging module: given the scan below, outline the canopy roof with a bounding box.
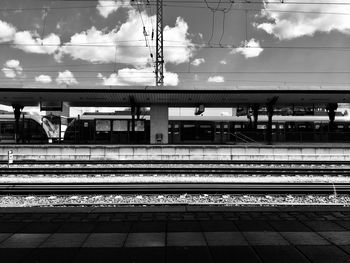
[0,85,349,107]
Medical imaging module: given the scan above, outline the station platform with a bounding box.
[2,144,350,162]
[1,206,350,263]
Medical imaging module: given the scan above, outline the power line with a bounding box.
[8,42,350,51]
[1,2,350,15]
[5,68,350,74]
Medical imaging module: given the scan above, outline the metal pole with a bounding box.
[156,0,164,86]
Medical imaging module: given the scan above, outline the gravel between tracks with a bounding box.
[0,194,349,207]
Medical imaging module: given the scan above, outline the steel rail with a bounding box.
[1,160,350,165]
[0,182,348,194]
[0,167,349,175]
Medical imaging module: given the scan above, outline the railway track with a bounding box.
[0,166,349,176]
[2,160,350,165]
[0,182,347,194]
[0,160,348,195]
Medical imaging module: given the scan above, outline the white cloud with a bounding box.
[208,76,224,83]
[13,31,61,55]
[220,60,227,65]
[233,38,263,58]
[35,74,52,84]
[191,58,205,66]
[61,10,195,67]
[257,0,350,40]
[164,17,195,65]
[2,68,16,78]
[0,20,16,42]
[61,27,121,64]
[5,60,22,71]
[97,0,130,18]
[56,70,78,85]
[98,67,178,86]
[2,59,22,79]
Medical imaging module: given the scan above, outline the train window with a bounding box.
[272,125,276,129]
[96,120,111,132]
[112,120,127,131]
[315,124,320,130]
[234,124,241,129]
[257,125,266,129]
[175,124,179,128]
[135,120,144,131]
[224,124,228,129]
[337,125,344,129]
[216,125,220,129]
[1,123,14,134]
[279,125,284,129]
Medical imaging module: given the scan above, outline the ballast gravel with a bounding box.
[1,194,350,207]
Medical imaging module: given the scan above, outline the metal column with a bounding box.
[155,0,164,86]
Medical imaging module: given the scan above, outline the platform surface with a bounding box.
[1,206,350,263]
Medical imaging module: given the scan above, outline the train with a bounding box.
[0,111,68,144]
[62,111,350,144]
[1,110,349,144]
[0,112,49,143]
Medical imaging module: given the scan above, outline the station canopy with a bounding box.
[1,85,350,107]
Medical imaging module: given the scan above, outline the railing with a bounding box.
[229,132,258,143]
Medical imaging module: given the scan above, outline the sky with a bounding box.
[0,0,350,90]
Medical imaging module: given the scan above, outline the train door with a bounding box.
[214,122,222,143]
[277,123,285,142]
[129,120,147,144]
[111,120,129,144]
[95,119,111,143]
[198,122,214,142]
[314,122,322,142]
[170,121,181,144]
[80,120,94,143]
[222,122,230,143]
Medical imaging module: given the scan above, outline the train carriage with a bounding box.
[62,112,350,144]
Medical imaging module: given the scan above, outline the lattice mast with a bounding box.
[155,0,164,86]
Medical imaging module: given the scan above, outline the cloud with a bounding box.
[163,17,195,65]
[56,70,78,85]
[13,31,61,56]
[191,58,205,66]
[5,59,22,70]
[61,10,195,67]
[2,59,22,79]
[98,67,178,86]
[60,27,122,64]
[257,0,350,40]
[233,38,263,58]
[220,60,227,65]
[97,0,130,18]
[208,76,224,83]
[35,74,52,84]
[2,68,16,78]
[0,20,16,42]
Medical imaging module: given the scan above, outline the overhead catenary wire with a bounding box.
[134,0,155,65]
